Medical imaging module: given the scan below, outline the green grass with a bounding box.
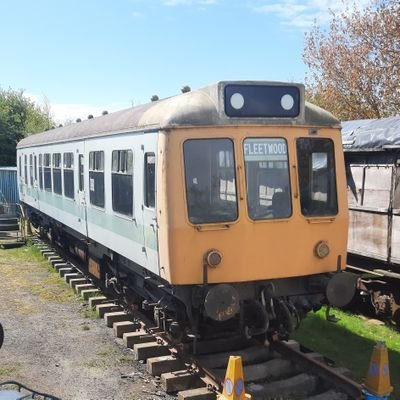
[291,307,400,397]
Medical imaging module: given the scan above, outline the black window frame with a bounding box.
[111,149,133,217]
[144,153,156,209]
[43,153,52,191]
[39,154,43,190]
[24,155,28,184]
[29,154,33,186]
[89,150,105,208]
[78,154,84,191]
[296,137,338,217]
[183,138,239,225]
[63,152,75,199]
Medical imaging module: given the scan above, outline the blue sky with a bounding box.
[0,0,359,123]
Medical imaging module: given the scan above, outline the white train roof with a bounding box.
[18,81,339,149]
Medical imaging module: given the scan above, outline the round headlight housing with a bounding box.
[315,241,330,258]
[205,249,223,267]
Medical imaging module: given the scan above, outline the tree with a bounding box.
[303,0,400,120]
[0,88,53,166]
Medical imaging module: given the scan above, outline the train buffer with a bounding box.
[218,356,251,400]
[363,341,393,399]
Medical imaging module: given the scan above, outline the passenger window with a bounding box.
[39,154,43,190]
[52,153,62,195]
[19,156,22,178]
[63,153,74,199]
[34,155,37,182]
[145,153,155,208]
[296,138,338,216]
[78,155,84,191]
[24,155,28,184]
[89,151,105,208]
[184,139,238,224]
[44,154,51,191]
[243,138,291,220]
[112,150,133,216]
[29,154,33,186]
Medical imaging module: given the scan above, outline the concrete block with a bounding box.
[161,370,204,393]
[113,321,140,338]
[147,355,184,376]
[123,331,155,348]
[75,283,95,294]
[133,342,170,360]
[88,296,108,308]
[177,388,215,400]
[58,267,74,277]
[64,273,83,284]
[96,303,121,318]
[104,311,129,327]
[81,289,100,300]
[69,278,88,289]
[54,262,70,272]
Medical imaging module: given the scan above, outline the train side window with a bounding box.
[144,153,155,209]
[184,138,238,224]
[29,154,33,186]
[63,153,74,199]
[79,155,84,191]
[243,138,291,220]
[19,156,22,178]
[39,154,43,190]
[296,138,338,216]
[34,155,37,183]
[24,155,28,184]
[112,150,133,216]
[52,153,62,195]
[43,153,52,191]
[89,151,105,208]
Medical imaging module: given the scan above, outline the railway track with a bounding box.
[30,236,364,400]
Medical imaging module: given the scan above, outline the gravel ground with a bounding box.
[0,244,169,400]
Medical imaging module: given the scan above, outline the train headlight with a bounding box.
[205,249,223,267]
[315,241,330,258]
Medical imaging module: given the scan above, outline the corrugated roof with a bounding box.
[342,116,400,151]
[18,81,340,148]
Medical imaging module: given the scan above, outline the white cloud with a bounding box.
[254,0,370,29]
[26,93,130,125]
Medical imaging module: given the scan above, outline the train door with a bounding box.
[76,145,88,237]
[141,134,159,274]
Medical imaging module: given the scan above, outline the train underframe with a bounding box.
[28,207,351,342]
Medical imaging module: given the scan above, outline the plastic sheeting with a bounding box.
[341,116,400,151]
[0,167,19,204]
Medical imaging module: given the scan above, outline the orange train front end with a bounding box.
[155,83,356,338]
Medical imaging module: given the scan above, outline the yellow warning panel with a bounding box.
[218,356,251,400]
[364,341,393,397]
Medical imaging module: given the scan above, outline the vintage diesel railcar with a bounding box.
[17,81,354,339]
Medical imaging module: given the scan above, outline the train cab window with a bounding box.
[89,151,105,208]
[296,138,338,216]
[29,154,33,186]
[145,153,155,208]
[52,153,62,195]
[63,153,74,199]
[39,154,43,190]
[44,153,52,191]
[111,150,133,216]
[184,139,238,224]
[24,155,28,184]
[243,138,291,220]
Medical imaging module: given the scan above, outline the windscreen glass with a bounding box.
[296,138,338,216]
[184,139,238,224]
[244,138,291,220]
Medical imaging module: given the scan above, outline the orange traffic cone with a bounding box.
[218,356,251,400]
[363,341,393,399]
